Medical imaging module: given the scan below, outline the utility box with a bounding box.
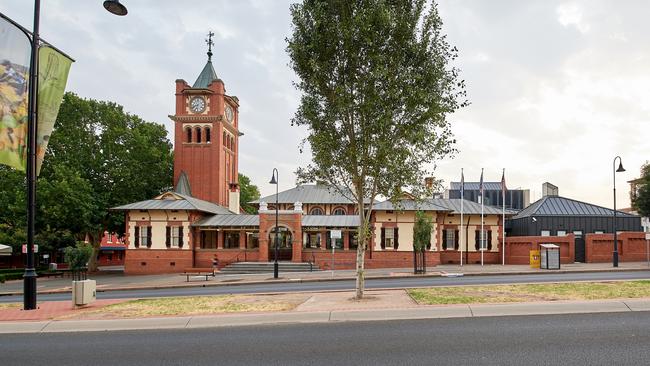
[48,263,57,271]
[72,279,96,306]
[540,244,560,270]
[529,250,540,268]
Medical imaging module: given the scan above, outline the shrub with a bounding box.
[63,242,93,271]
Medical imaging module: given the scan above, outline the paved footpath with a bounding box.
[1,261,649,296]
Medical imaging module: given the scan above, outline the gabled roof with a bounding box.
[112,192,234,215]
[192,60,219,88]
[373,199,517,215]
[175,171,192,196]
[450,182,505,191]
[513,195,638,219]
[192,215,259,227]
[253,184,359,204]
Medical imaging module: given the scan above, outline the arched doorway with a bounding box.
[268,227,293,261]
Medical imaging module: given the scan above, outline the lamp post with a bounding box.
[269,168,279,278]
[22,0,127,311]
[612,156,625,267]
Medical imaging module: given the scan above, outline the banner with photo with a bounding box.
[0,16,30,171]
[36,46,72,175]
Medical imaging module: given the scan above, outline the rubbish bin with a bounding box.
[49,262,57,271]
[540,244,560,269]
[529,250,540,268]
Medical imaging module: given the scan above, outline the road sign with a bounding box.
[22,244,38,253]
[330,230,341,239]
[646,233,650,240]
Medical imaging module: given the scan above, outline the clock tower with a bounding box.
[169,32,240,211]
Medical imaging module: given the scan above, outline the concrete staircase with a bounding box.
[220,262,320,274]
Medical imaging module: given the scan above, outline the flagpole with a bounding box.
[502,168,506,266]
[479,168,485,267]
[460,169,464,267]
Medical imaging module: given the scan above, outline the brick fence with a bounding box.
[504,235,575,264]
[585,232,649,263]
[302,250,440,270]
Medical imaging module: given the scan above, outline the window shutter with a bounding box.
[475,230,480,251]
[134,226,140,248]
[454,230,459,250]
[179,227,184,248]
[380,228,385,250]
[442,229,448,250]
[147,226,152,248]
[394,228,399,250]
[165,227,171,248]
[488,230,492,250]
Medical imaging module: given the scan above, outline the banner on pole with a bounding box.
[36,45,72,175]
[0,16,30,171]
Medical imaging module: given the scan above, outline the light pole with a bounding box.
[21,0,127,311]
[269,168,279,278]
[612,156,625,267]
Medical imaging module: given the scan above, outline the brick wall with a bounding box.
[302,249,440,270]
[585,232,648,263]
[124,249,193,274]
[504,235,575,264]
[440,251,501,265]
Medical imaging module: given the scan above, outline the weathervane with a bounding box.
[206,31,215,61]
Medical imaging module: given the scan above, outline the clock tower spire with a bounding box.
[169,34,240,212]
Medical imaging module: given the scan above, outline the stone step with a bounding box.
[221,261,320,274]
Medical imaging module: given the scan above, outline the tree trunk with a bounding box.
[355,214,369,300]
[86,231,101,272]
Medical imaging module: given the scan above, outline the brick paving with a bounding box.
[0,299,126,321]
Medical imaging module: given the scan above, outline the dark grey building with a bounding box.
[509,195,642,262]
[447,182,530,210]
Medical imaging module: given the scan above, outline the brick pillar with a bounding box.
[436,215,444,251]
[217,231,224,249]
[239,230,246,249]
[321,229,327,250]
[343,230,350,250]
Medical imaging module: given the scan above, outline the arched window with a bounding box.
[226,135,231,149]
[205,127,211,143]
[332,207,346,215]
[194,127,202,143]
[309,207,324,215]
[185,127,192,143]
[223,131,226,145]
[230,136,235,150]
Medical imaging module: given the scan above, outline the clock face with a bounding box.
[225,105,234,122]
[190,97,206,113]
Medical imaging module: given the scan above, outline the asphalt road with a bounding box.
[2,312,650,365]
[2,270,650,303]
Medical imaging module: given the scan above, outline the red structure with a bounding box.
[97,231,126,266]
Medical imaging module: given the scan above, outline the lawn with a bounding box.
[408,280,650,305]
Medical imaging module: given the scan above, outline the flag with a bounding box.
[36,45,72,175]
[460,169,465,198]
[0,15,31,171]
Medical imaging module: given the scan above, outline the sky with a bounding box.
[0,0,648,209]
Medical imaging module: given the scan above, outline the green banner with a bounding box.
[36,46,72,175]
[0,16,30,171]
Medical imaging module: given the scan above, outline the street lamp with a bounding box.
[269,168,279,278]
[612,156,625,267]
[22,0,127,311]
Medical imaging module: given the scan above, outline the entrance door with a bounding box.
[268,227,293,261]
[574,231,585,262]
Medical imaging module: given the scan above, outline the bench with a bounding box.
[181,268,218,282]
[39,271,64,278]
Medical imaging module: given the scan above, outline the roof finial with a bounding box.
[205,31,215,61]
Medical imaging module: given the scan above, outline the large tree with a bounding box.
[287,0,466,298]
[633,162,650,218]
[239,173,261,214]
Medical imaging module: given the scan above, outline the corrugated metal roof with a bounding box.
[192,61,219,88]
[302,215,360,227]
[253,184,358,204]
[373,199,516,215]
[192,215,259,227]
[112,192,233,215]
[450,182,504,191]
[513,196,638,219]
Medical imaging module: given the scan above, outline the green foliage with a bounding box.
[0,274,4,283]
[413,211,432,252]
[63,242,93,271]
[239,173,260,214]
[287,0,465,296]
[633,161,650,217]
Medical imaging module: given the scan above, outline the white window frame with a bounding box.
[445,229,456,250]
[385,228,395,249]
[171,226,181,247]
[107,233,112,243]
[556,230,567,237]
[139,226,149,247]
[479,229,488,251]
[541,230,551,237]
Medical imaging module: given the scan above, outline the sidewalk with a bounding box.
[1,261,649,296]
[2,295,650,334]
